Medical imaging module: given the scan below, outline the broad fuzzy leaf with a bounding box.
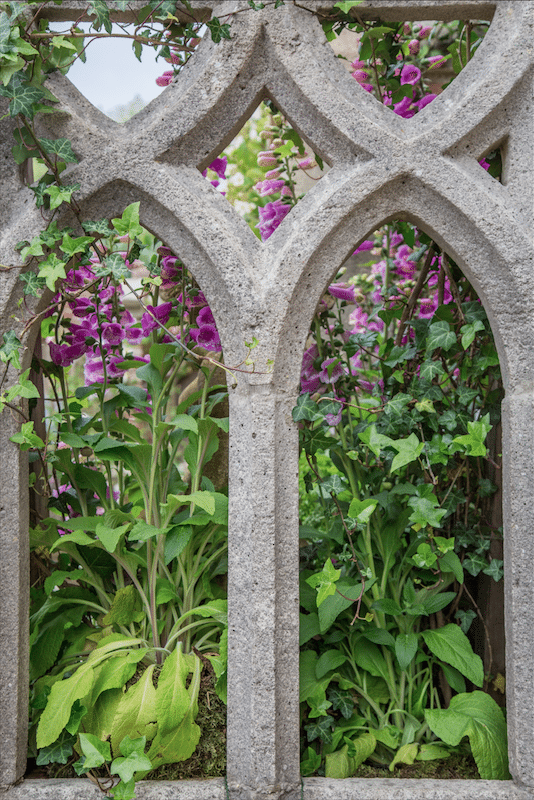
[111,667,158,754]
[425,692,510,779]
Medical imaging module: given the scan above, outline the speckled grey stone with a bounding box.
[1,1,533,798]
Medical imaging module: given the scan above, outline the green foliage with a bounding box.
[426,693,510,779]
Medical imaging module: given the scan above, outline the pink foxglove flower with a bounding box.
[328,283,356,303]
[256,200,291,241]
[141,302,173,336]
[156,71,174,87]
[257,151,278,168]
[254,178,286,197]
[400,64,422,86]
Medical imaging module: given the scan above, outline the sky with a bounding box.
[49,22,167,116]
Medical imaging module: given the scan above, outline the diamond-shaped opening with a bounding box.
[25,217,228,780]
[43,13,203,121]
[200,100,330,241]
[298,219,505,778]
[326,15,492,119]
[479,144,504,181]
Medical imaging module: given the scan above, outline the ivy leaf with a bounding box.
[111,735,152,783]
[36,730,76,766]
[426,320,457,352]
[43,183,80,210]
[460,320,485,350]
[483,558,504,582]
[334,0,364,11]
[39,137,78,164]
[20,272,46,296]
[306,558,341,607]
[0,329,22,368]
[319,474,347,497]
[59,233,94,257]
[0,76,44,118]
[389,433,424,472]
[87,0,112,33]
[419,359,444,381]
[109,779,136,800]
[358,425,394,458]
[206,17,232,43]
[82,218,113,236]
[304,716,333,744]
[112,202,143,238]
[292,393,323,422]
[407,485,447,529]
[76,732,111,772]
[94,251,131,280]
[328,686,353,719]
[9,420,45,450]
[453,414,492,457]
[38,252,67,290]
[425,692,510,779]
[0,11,10,54]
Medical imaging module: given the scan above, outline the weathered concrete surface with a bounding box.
[1,1,533,798]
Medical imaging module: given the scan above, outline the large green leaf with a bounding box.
[325,734,376,778]
[425,692,510,779]
[353,640,390,683]
[395,633,418,670]
[318,579,365,633]
[36,637,143,747]
[421,624,483,686]
[145,649,202,770]
[111,666,158,754]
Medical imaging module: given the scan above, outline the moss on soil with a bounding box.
[351,754,480,779]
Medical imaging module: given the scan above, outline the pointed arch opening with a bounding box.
[22,198,229,785]
[297,217,506,780]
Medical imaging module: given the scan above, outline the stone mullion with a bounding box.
[227,386,300,800]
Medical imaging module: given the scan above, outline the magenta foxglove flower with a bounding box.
[394,95,416,119]
[196,305,216,326]
[254,178,286,197]
[49,341,87,367]
[319,358,345,385]
[156,71,174,87]
[257,151,278,168]
[418,93,437,111]
[418,25,432,39]
[325,398,344,426]
[141,302,173,337]
[256,200,291,241]
[353,239,374,255]
[400,64,422,86]
[352,69,370,84]
[188,323,222,352]
[426,55,447,69]
[408,39,420,55]
[101,322,125,346]
[328,283,356,303]
[208,156,228,180]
